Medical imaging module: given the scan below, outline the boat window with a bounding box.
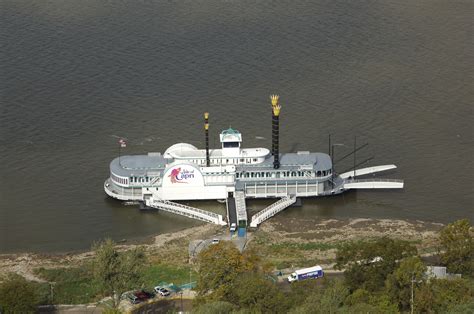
[291,171,297,177]
[253,158,257,162]
[223,142,239,148]
[317,171,322,177]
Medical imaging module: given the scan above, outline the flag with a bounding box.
[119,139,126,148]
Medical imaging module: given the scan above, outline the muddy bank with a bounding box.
[1,218,443,281]
[248,218,444,268]
[260,217,443,244]
[0,224,221,282]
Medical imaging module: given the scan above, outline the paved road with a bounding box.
[133,299,193,314]
[189,232,248,259]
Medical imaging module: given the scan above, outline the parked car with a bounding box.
[123,292,140,304]
[154,286,171,296]
[132,290,155,303]
[211,238,220,244]
[230,223,237,232]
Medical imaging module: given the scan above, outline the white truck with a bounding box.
[287,265,324,283]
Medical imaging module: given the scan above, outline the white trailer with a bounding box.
[288,265,324,283]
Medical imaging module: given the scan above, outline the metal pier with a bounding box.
[249,195,296,228]
[145,197,226,225]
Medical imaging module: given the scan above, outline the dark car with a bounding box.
[133,290,155,302]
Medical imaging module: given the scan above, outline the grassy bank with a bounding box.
[33,263,196,304]
[1,218,444,305]
[248,218,442,270]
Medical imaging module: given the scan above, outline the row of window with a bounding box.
[111,174,156,185]
[130,176,152,183]
[111,173,128,185]
[184,157,261,166]
[236,169,332,179]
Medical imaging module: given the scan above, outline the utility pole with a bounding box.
[411,272,415,314]
[50,282,55,304]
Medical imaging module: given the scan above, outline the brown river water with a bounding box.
[1,0,472,252]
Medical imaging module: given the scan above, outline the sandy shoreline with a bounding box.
[0,218,444,282]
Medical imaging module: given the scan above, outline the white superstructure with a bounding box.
[104,127,335,201]
[104,96,404,228]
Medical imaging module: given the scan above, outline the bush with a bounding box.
[0,274,41,314]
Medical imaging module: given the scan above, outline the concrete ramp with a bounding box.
[146,197,226,225]
[343,179,404,189]
[250,195,296,228]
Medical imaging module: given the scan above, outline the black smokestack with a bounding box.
[204,112,210,167]
[272,113,280,169]
[270,95,281,169]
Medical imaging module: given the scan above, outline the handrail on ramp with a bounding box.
[250,195,296,228]
[146,197,227,225]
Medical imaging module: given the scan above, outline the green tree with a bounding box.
[415,278,473,313]
[226,273,288,313]
[439,219,474,276]
[93,239,146,308]
[286,278,323,309]
[344,290,398,313]
[0,273,41,314]
[345,288,370,306]
[335,237,417,292]
[338,302,380,314]
[192,301,237,314]
[289,278,348,314]
[385,256,426,311]
[195,241,254,300]
[320,278,349,314]
[446,300,474,314]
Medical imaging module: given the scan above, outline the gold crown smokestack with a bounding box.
[270,95,281,169]
[204,112,210,167]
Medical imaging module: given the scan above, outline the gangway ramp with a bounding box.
[339,165,397,179]
[235,191,247,224]
[226,196,237,226]
[343,178,404,189]
[145,197,226,225]
[250,195,296,228]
